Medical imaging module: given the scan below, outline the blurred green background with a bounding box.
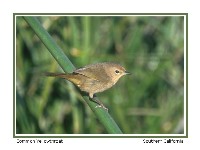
[16,16,184,134]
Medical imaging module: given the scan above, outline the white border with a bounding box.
[14,14,187,137]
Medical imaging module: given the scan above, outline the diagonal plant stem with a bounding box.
[24,16,123,134]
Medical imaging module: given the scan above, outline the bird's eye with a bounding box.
[115,70,120,74]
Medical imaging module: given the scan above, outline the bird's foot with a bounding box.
[95,104,108,112]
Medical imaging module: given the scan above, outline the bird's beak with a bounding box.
[125,71,131,75]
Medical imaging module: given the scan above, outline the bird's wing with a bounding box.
[73,67,100,81]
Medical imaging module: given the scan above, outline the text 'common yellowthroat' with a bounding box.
[45,62,130,110]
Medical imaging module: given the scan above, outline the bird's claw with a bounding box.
[95,105,108,112]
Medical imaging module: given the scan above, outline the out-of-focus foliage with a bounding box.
[16,16,184,134]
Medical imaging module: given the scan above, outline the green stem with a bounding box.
[24,16,123,134]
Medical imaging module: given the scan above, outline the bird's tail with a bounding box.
[44,72,69,79]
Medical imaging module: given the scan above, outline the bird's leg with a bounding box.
[89,95,108,111]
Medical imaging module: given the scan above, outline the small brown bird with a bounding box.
[45,62,130,110]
